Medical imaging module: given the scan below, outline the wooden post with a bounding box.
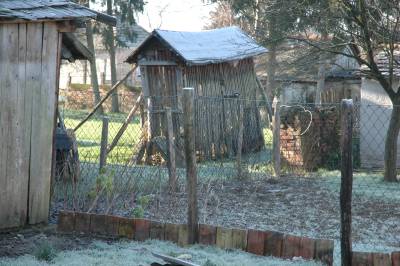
[83,60,88,84]
[166,107,177,192]
[272,100,281,177]
[340,99,353,266]
[140,97,145,128]
[67,73,72,88]
[236,102,244,178]
[99,116,109,172]
[182,88,199,244]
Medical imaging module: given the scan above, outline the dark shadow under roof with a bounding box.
[126,26,268,65]
[0,0,116,26]
[61,33,93,62]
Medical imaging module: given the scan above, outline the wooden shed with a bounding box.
[0,0,115,230]
[125,27,268,160]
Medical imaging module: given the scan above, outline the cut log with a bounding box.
[152,252,200,266]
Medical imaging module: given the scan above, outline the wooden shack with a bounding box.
[125,27,268,160]
[0,0,115,230]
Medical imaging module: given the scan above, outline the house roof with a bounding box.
[0,0,116,26]
[125,26,268,65]
[369,50,400,77]
[256,42,360,83]
[93,23,149,51]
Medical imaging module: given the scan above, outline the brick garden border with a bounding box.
[57,211,399,266]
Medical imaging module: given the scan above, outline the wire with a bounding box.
[280,104,313,136]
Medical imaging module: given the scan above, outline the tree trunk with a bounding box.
[85,20,103,114]
[266,43,277,99]
[315,58,326,105]
[315,33,329,105]
[107,0,119,113]
[384,104,400,182]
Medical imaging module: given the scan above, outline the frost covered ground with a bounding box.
[49,167,400,266]
[143,170,400,254]
[0,233,320,266]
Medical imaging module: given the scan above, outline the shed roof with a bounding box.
[61,33,93,62]
[0,0,116,26]
[126,26,268,65]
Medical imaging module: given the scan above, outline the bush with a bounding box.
[34,241,57,262]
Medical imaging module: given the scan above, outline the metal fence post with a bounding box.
[182,87,199,244]
[340,99,353,266]
[273,100,281,177]
[99,116,109,172]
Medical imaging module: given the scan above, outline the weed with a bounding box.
[34,241,57,262]
[203,259,218,266]
[131,206,144,218]
[131,195,151,218]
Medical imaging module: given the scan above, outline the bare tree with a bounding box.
[296,0,400,181]
[93,0,145,113]
[204,2,239,29]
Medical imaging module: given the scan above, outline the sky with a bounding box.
[136,0,217,32]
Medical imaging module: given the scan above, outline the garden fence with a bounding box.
[52,89,400,265]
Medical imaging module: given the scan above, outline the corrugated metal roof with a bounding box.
[126,26,268,65]
[0,0,115,25]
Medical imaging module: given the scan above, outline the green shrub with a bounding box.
[131,195,151,218]
[131,206,144,218]
[34,241,57,262]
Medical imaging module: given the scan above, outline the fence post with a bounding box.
[182,87,199,244]
[99,116,109,172]
[166,107,177,192]
[236,102,244,178]
[340,99,353,266]
[67,73,72,88]
[272,100,281,177]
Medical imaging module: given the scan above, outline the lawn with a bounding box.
[62,109,142,164]
[60,108,274,167]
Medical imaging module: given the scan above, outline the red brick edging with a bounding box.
[57,211,399,266]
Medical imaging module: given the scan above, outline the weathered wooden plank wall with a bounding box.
[138,40,264,160]
[184,59,264,159]
[0,22,60,229]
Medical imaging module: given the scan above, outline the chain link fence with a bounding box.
[51,90,400,265]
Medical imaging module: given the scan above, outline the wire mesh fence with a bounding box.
[51,90,400,265]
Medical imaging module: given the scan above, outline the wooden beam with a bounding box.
[56,20,77,33]
[340,99,353,266]
[272,100,281,177]
[166,107,177,192]
[73,66,137,132]
[107,94,143,154]
[182,88,199,244]
[99,117,109,172]
[138,59,177,66]
[236,103,244,178]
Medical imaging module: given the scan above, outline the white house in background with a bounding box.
[255,43,361,104]
[360,51,400,168]
[59,24,149,89]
